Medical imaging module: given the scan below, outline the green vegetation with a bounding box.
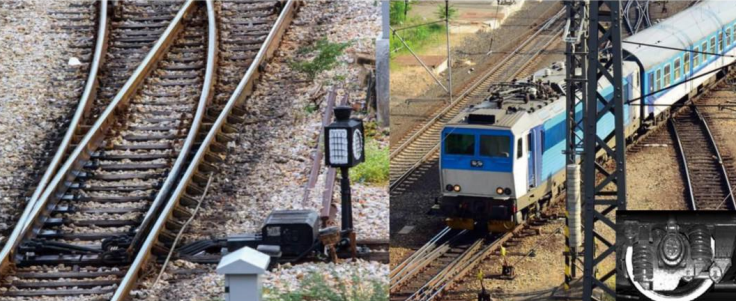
[388,2,454,57]
[269,271,388,301]
[435,3,458,20]
[290,38,351,80]
[389,21,446,57]
[350,137,389,185]
[390,1,411,25]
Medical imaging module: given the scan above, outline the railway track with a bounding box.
[0,0,212,299]
[391,199,563,301]
[671,106,736,210]
[0,0,300,298]
[0,0,102,247]
[389,8,566,193]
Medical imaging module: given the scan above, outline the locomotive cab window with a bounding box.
[480,135,510,158]
[516,138,523,159]
[684,53,690,74]
[445,134,475,155]
[674,59,681,79]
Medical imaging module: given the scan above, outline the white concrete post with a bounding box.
[216,247,270,301]
[376,0,390,127]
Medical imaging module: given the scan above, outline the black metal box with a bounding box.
[261,210,320,257]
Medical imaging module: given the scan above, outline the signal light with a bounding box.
[496,187,504,195]
[453,185,461,192]
[446,184,454,191]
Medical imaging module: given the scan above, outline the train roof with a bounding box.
[447,63,567,135]
[623,0,736,69]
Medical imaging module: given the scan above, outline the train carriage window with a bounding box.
[634,70,639,88]
[445,134,475,155]
[684,53,690,74]
[664,64,671,87]
[648,72,654,93]
[693,47,700,67]
[527,133,532,152]
[516,138,523,159]
[674,59,681,79]
[702,42,708,62]
[709,38,715,58]
[733,25,736,44]
[655,68,662,91]
[728,28,732,46]
[480,135,510,158]
[719,32,724,52]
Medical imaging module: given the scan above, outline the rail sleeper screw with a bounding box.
[709,266,722,282]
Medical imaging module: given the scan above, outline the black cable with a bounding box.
[623,40,736,58]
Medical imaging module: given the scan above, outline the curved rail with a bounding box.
[694,107,735,210]
[111,1,298,299]
[0,0,109,275]
[669,118,697,210]
[110,1,218,299]
[0,0,199,281]
[390,8,566,191]
[671,106,735,210]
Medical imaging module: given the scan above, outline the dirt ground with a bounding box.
[389,1,701,299]
[390,0,563,145]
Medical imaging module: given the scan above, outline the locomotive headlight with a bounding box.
[453,185,461,192]
[496,187,504,195]
[477,161,483,167]
[446,184,454,191]
[470,161,478,167]
[504,188,512,195]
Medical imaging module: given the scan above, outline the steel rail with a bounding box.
[390,229,464,293]
[390,227,451,280]
[669,118,697,210]
[405,238,485,301]
[390,11,566,191]
[693,106,736,210]
[110,0,217,301]
[0,0,197,276]
[0,0,109,275]
[111,1,298,299]
[424,227,523,301]
[389,7,564,160]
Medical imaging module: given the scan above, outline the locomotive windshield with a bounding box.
[444,134,474,155]
[479,135,510,158]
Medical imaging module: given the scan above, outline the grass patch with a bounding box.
[290,38,351,80]
[350,138,388,185]
[268,270,388,301]
[389,20,446,57]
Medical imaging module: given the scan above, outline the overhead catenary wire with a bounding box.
[623,40,736,59]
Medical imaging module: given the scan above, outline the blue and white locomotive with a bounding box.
[436,0,736,231]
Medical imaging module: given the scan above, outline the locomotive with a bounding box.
[434,0,736,231]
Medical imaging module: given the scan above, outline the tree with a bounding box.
[435,3,458,21]
[390,1,411,25]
